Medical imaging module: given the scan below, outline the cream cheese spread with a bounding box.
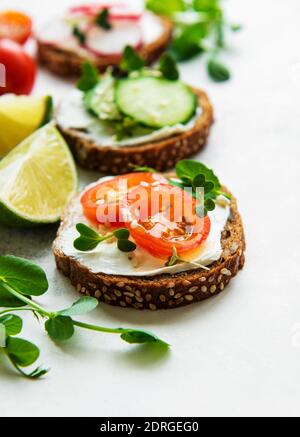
[59,180,230,277]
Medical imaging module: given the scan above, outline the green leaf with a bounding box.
[45,316,75,342]
[74,223,102,252]
[192,173,206,189]
[171,23,207,62]
[77,61,99,92]
[176,160,223,216]
[176,160,221,190]
[59,297,98,317]
[0,283,28,308]
[0,256,48,297]
[76,223,100,239]
[113,228,130,240]
[74,236,101,252]
[193,0,220,14]
[95,8,112,30]
[6,337,40,367]
[207,58,231,82]
[117,239,137,253]
[159,53,179,81]
[73,26,86,45]
[146,0,185,16]
[0,315,23,336]
[120,46,145,73]
[120,329,169,346]
[204,181,215,192]
[171,39,203,62]
[193,0,222,23]
[205,198,216,211]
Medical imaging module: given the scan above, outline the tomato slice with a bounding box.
[124,184,211,259]
[0,11,32,44]
[81,173,168,227]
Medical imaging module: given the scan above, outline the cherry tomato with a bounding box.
[0,11,32,44]
[0,39,36,95]
[81,173,168,227]
[125,184,211,259]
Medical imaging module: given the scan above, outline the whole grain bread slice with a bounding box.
[57,89,214,175]
[53,189,245,311]
[37,16,173,77]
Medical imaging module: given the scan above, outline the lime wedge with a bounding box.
[0,123,77,227]
[0,94,53,158]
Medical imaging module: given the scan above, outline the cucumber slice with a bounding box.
[115,77,197,128]
[84,75,122,121]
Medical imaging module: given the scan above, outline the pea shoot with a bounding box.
[146,0,241,82]
[74,223,137,253]
[73,25,86,45]
[95,8,112,31]
[166,247,209,270]
[134,159,231,217]
[0,256,169,380]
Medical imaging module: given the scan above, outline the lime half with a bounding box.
[0,94,53,158]
[0,123,77,227]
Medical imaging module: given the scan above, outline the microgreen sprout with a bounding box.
[146,0,241,82]
[166,247,209,270]
[73,25,86,45]
[0,256,169,379]
[95,8,112,30]
[132,160,231,217]
[74,223,137,253]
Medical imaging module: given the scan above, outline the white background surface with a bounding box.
[0,0,300,418]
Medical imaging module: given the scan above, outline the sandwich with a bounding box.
[36,1,173,77]
[53,160,246,310]
[56,51,214,174]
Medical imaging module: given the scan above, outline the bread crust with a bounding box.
[53,189,246,311]
[37,16,173,77]
[57,89,214,175]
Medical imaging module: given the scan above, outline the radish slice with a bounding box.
[85,21,143,57]
[70,4,116,16]
[37,19,76,45]
[107,2,143,21]
[109,13,141,21]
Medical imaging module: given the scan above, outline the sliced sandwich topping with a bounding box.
[81,172,168,227]
[59,160,232,277]
[56,51,202,148]
[37,2,164,58]
[123,183,211,260]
